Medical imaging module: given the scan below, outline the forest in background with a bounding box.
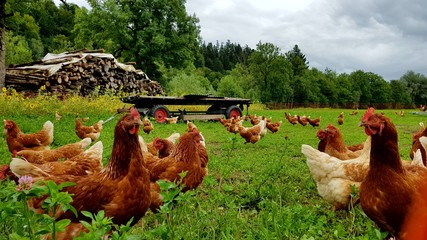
[1,0,427,108]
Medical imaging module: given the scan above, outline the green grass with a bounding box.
[1,91,425,239]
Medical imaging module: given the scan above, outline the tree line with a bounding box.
[1,0,426,109]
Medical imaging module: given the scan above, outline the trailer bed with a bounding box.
[121,94,252,123]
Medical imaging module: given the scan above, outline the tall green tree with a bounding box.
[368,73,391,106]
[389,80,412,108]
[285,44,309,77]
[349,70,372,108]
[248,42,292,103]
[73,0,201,81]
[400,70,427,106]
[334,72,354,108]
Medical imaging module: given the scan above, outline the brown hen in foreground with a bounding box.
[144,130,208,211]
[145,130,207,191]
[4,119,54,153]
[19,107,151,239]
[359,107,427,239]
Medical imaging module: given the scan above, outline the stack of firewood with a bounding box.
[5,49,164,96]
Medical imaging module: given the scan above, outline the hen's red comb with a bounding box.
[153,137,159,144]
[316,129,325,137]
[362,107,375,122]
[130,107,140,119]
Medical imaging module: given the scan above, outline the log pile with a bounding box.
[5,49,164,96]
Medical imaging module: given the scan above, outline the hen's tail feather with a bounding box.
[43,121,54,145]
[412,149,424,167]
[79,138,92,149]
[82,141,103,163]
[166,132,181,144]
[10,158,51,178]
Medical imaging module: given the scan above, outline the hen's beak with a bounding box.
[358,121,365,127]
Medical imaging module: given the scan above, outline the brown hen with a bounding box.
[15,138,92,164]
[19,107,151,239]
[4,120,54,153]
[75,116,103,141]
[323,123,363,160]
[359,107,427,238]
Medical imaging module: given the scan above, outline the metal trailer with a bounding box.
[121,94,252,123]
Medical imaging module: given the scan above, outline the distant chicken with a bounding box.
[55,111,62,121]
[227,118,244,134]
[297,115,309,126]
[307,116,321,127]
[11,141,103,178]
[217,117,233,128]
[237,119,266,144]
[395,110,405,117]
[359,107,427,238]
[165,116,179,124]
[15,138,92,164]
[349,110,358,116]
[142,117,154,134]
[249,114,262,126]
[284,112,298,125]
[337,112,344,125]
[4,119,54,153]
[75,116,103,141]
[266,118,282,133]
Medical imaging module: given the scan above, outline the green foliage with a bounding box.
[400,70,427,106]
[217,75,244,98]
[164,67,215,96]
[5,32,33,66]
[73,0,201,80]
[74,210,133,240]
[249,42,292,103]
[285,44,309,77]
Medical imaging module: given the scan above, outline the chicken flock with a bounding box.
[2,106,427,239]
[1,107,208,239]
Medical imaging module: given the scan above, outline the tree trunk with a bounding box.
[0,0,6,89]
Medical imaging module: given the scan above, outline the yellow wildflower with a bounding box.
[30,103,35,109]
[40,85,46,91]
[1,87,6,93]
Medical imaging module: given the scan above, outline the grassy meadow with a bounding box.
[1,89,426,239]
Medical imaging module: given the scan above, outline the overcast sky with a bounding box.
[56,0,427,81]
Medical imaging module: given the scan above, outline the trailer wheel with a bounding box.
[226,105,242,119]
[151,105,170,123]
